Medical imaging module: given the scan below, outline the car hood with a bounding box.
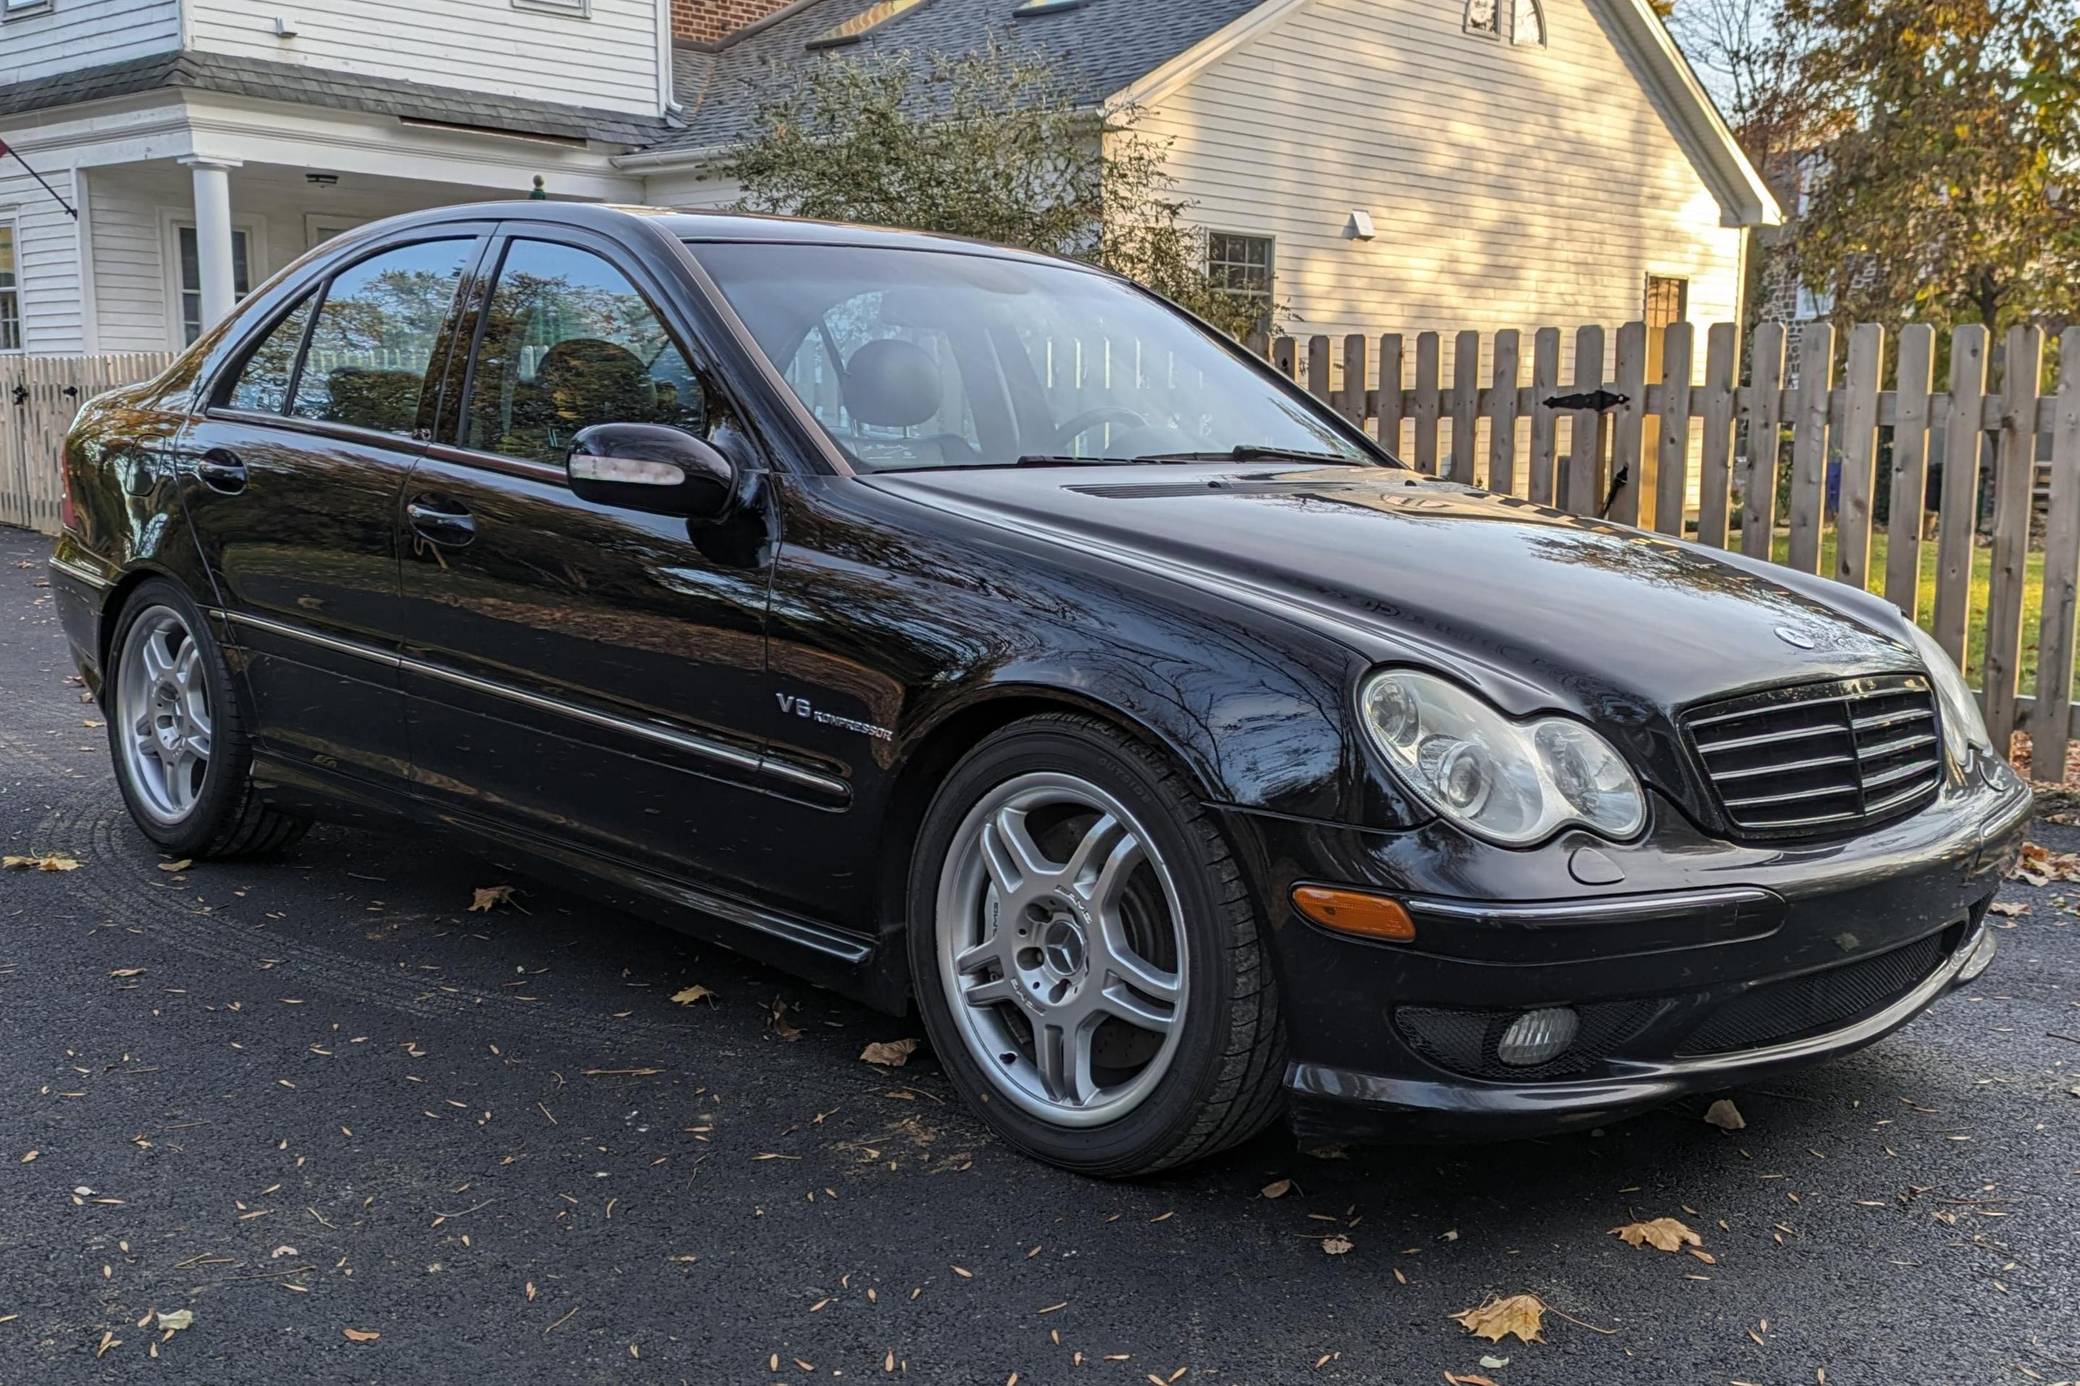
[865,463,1918,719]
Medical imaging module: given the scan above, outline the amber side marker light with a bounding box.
[1292,886,1416,941]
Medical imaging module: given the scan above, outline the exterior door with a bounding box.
[177,229,484,789]
[395,228,780,891]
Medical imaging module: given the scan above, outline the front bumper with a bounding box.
[1217,757,2032,1143]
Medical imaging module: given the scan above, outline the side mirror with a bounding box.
[567,423,736,521]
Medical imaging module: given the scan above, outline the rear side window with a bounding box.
[290,238,474,436]
[225,294,316,413]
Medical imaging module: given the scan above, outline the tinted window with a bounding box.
[291,238,473,436]
[224,294,316,413]
[463,239,704,465]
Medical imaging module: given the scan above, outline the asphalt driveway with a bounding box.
[2,525,2075,1384]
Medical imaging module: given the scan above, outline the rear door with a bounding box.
[393,224,785,891]
[177,227,486,789]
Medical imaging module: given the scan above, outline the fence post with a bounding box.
[1741,323,1787,559]
[1608,321,1647,526]
[1786,320,1835,573]
[1652,321,1694,536]
[1306,334,1332,403]
[1528,327,1560,505]
[1563,325,1605,515]
[1696,322,1738,549]
[1377,334,1404,458]
[1833,323,1885,591]
[1449,330,1480,485]
[1339,334,1368,426]
[1983,323,2043,752]
[2034,327,2080,779]
[1413,332,1441,474]
[1933,325,1988,669]
[1488,329,1520,497]
[1885,324,1935,617]
[1272,336,1297,381]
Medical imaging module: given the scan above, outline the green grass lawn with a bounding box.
[1764,529,2064,692]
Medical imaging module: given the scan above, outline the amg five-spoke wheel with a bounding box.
[103,578,308,859]
[936,772,1188,1125]
[909,714,1285,1177]
[115,606,213,824]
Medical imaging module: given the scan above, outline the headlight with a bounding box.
[1359,669,1645,845]
[1902,623,1990,766]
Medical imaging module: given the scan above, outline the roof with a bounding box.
[658,0,1265,156]
[0,50,668,146]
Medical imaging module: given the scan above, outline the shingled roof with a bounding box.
[660,0,1266,156]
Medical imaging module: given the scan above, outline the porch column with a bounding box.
[177,156,242,331]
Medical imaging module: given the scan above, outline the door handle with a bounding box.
[194,448,247,494]
[406,497,476,546]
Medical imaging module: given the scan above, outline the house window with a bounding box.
[1511,0,1545,44]
[1644,273,1688,379]
[176,224,253,345]
[1206,232,1275,331]
[2,0,55,19]
[1464,0,1499,37]
[512,0,588,15]
[0,224,20,352]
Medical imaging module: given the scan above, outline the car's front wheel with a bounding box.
[908,713,1285,1176]
[105,579,308,858]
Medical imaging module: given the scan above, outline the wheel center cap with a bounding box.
[1040,917,1086,980]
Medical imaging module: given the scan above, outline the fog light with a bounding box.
[1956,929,1997,984]
[1496,1007,1579,1067]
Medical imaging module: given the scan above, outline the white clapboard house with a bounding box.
[0,0,1775,362]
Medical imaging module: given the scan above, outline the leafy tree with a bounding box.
[1771,0,2079,330]
[721,43,1268,338]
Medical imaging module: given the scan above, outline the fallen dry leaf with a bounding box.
[1261,1178,1293,1199]
[342,1328,380,1343]
[156,1309,193,1334]
[669,985,714,1006]
[860,1039,920,1068]
[156,859,193,873]
[468,884,517,913]
[1703,1098,1745,1131]
[3,853,82,872]
[2010,841,2080,886]
[1444,1374,1501,1386]
[1612,1217,1703,1253]
[1450,1295,1546,1344]
[1987,900,2030,917]
[1321,1234,1353,1256]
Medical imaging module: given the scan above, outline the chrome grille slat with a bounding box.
[1683,675,1942,839]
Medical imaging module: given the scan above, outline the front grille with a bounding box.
[1395,999,1657,1081]
[1684,675,1942,838]
[1675,930,1954,1056]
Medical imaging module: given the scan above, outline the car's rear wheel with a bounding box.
[908,713,1285,1176]
[105,579,308,859]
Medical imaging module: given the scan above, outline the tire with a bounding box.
[907,712,1285,1176]
[103,578,309,859]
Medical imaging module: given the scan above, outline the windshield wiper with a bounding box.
[1010,454,1143,467]
[1131,445,1354,464]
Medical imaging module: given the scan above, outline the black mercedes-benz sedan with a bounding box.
[50,202,2031,1175]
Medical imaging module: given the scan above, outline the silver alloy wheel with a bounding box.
[935,771,1189,1127]
[115,605,213,825]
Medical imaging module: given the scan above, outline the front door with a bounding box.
[177,229,484,789]
[394,228,780,892]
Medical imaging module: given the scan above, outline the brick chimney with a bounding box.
[671,0,799,45]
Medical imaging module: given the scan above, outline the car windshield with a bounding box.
[687,240,1384,473]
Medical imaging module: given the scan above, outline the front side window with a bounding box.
[177,225,253,346]
[0,225,20,351]
[291,238,474,436]
[694,241,1373,473]
[462,238,705,465]
[223,293,316,413]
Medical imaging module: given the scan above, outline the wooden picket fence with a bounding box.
[1253,320,2080,775]
[0,353,175,535]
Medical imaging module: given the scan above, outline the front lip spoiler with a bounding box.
[1287,917,1991,1136]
